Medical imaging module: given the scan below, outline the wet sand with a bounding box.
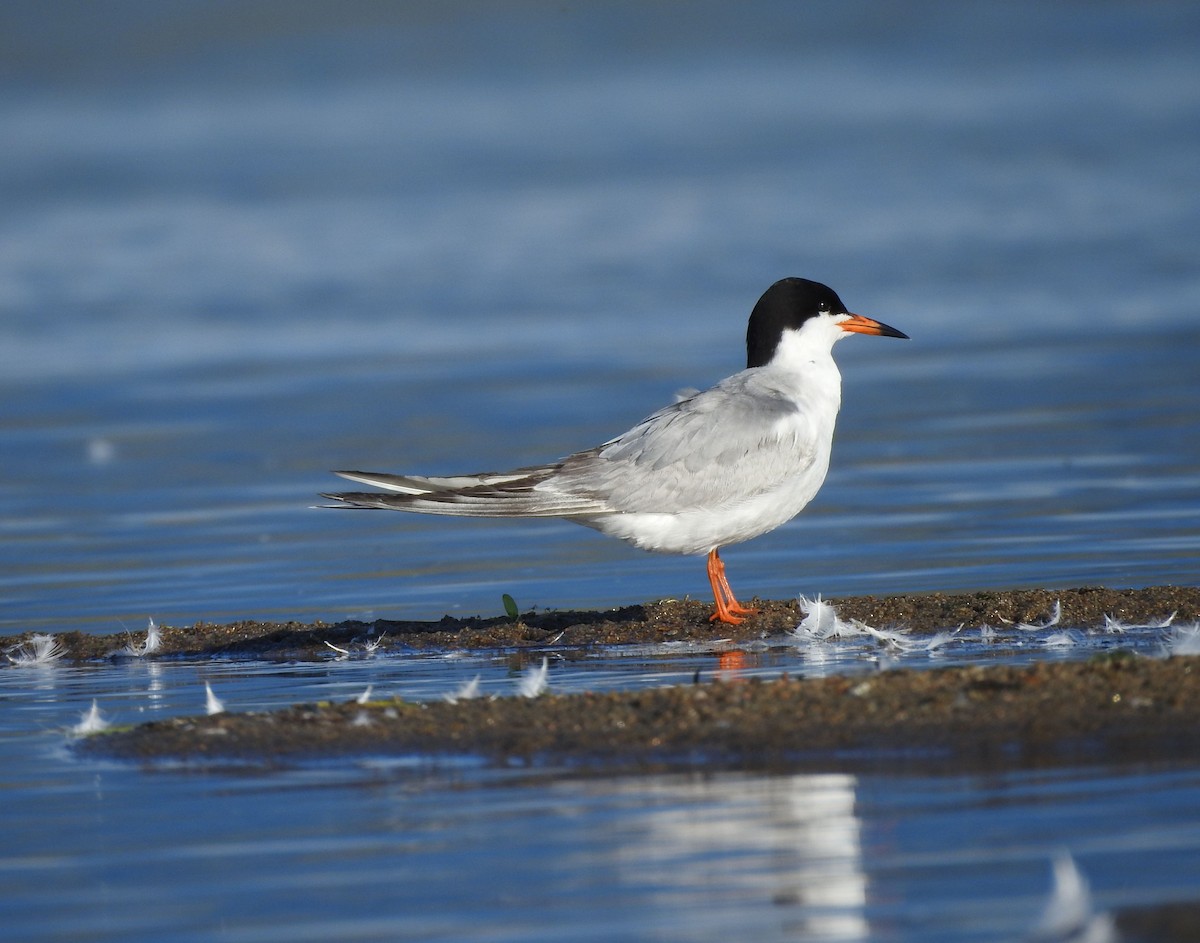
[83,650,1200,773]
[11,585,1199,662]
[39,584,1195,774]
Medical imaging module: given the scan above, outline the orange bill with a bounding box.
[840,313,909,339]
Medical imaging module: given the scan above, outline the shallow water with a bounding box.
[3,1,1200,940]
[5,630,1200,943]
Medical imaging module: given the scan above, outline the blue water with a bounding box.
[5,643,1200,943]
[3,1,1200,940]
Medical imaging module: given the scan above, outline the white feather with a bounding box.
[71,700,110,736]
[517,659,549,698]
[793,594,960,654]
[1012,600,1062,631]
[1167,622,1200,656]
[1103,611,1175,633]
[205,683,225,715]
[793,594,846,639]
[1027,854,1117,943]
[445,675,483,703]
[6,633,64,667]
[119,618,162,657]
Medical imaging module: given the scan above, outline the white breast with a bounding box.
[569,356,843,556]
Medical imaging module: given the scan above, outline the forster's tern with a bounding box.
[323,277,908,624]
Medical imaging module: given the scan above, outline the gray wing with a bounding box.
[553,372,821,514]
[323,372,821,519]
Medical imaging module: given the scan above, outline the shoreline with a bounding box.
[14,583,1200,774]
[7,585,1199,662]
[83,653,1200,773]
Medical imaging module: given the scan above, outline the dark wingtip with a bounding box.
[316,491,395,510]
[316,492,363,508]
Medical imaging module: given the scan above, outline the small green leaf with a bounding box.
[502,593,520,620]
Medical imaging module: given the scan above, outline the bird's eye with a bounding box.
[818,301,831,313]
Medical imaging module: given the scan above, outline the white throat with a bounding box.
[766,315,848,374]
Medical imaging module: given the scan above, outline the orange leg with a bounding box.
[706,548,760,624]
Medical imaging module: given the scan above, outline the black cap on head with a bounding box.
[746,278,848,368]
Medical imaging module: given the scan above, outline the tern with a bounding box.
[323,277,908,624]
